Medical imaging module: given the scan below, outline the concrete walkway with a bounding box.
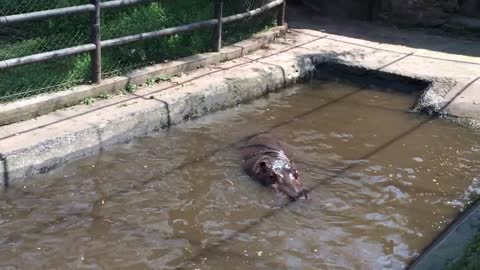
[1,6,479,183]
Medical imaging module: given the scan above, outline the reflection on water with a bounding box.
[1,80,480,270]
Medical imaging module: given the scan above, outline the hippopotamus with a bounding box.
[240,133,309,200]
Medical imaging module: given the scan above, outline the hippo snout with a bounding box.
[276,183,309,201]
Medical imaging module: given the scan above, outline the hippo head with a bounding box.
[257,158,308,200]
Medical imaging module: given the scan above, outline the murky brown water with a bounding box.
[1,80,480,270]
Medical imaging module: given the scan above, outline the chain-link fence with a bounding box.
[0,0,283,103]
[0,0,89,16]
[223,0,277,46]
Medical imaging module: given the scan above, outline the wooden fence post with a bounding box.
[277,0,286,26]
[90,0,101,83]
[212,0,223,52]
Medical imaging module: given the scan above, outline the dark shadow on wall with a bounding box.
[286,4,480,57]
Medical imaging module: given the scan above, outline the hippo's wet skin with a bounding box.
[240,133,309,200]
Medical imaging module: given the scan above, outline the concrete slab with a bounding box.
[444,78,480,120]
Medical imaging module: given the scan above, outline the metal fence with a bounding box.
[0,0,286,102]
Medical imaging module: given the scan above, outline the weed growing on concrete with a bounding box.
[146,77,155,86]
[82,97,96,105]
[125,84,138,94]
[97,91,111,99]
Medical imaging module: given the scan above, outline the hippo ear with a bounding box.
[293,169,299,179]
[259,161,269,172]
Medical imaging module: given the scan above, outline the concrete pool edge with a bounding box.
[407,200,480,270]
[0,49,477,185]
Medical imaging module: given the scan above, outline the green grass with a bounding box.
[446,230,480,270]
[0,0,277,102]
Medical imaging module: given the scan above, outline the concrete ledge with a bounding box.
[0,76,129,127]
[0,25,287,127]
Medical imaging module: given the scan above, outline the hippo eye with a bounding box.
[270,174,278,183]
[293,170,299,178]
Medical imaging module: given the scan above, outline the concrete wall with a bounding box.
[460,0,480,18]
[376,0,480,26]
[296,0,376,20]
[299,0,480,25]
